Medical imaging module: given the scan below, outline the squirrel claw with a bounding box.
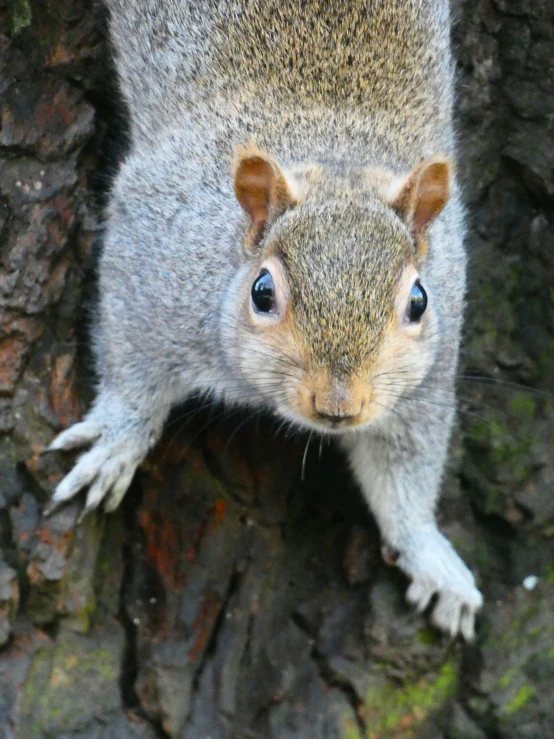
[406,568,482,641]
[43,499,63,518]
[76,506,91,525]
[49,436,141,517]
[104,467,137,512]
[460,606,478,642]
[397,531,483,641]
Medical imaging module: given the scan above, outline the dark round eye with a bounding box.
[251,269,276,314]
[407,280,427,323]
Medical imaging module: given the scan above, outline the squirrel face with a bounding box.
[227,146,450,433]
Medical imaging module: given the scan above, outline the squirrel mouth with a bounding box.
[317,414,357,428]
[310,407,367,432]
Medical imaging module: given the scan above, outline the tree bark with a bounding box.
[0,1,553,737]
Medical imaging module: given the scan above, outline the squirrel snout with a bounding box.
[312,391,362,425]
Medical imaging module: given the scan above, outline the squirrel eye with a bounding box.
[407,280,427,323]
[251,269,276,314]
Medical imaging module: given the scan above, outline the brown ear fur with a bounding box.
[234,145,296,249]
[389,157,451,254]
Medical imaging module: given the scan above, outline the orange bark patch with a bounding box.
[50,354,82,427]
[184,519,208,563]
[0,337,28,393]
[139,485,209,591]
[399,714,416,729]
[35,525,73,551]
[36,90,73,129]
[188,590,223,662]
[213,499,227,526]
[139,508,187,592]
[47,44,71,66]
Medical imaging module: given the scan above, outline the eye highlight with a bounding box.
[406,280,427,323]
[251,269,276,314]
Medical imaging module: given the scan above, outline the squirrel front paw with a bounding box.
[46,399,154,520]
[383,529,483,641]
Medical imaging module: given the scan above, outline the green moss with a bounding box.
[19,632,121,735]
[473,541,492,572]
[483,320,498,341]
[467,696,489,717]
[415,627,440,646]
[19,648,54,738]
[9,0,31,35]
[64,568,97,632]
[502,685,536,716]
[482,485,508,517]
[508,393,536,419]
[26,584,61,626]
[343,716,362,739]
[364,660,458,736]
[464,403,535,516]
[498,668,518,689]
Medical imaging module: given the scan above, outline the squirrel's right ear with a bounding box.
[234,146,297,250]
[387,156,451,255]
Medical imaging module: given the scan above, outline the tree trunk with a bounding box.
[1,1,553,737]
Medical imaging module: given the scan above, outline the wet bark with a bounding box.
[0,1,553,737]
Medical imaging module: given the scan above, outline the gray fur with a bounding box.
[50,0,482,638]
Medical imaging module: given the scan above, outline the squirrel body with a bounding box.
[50,0,483,638]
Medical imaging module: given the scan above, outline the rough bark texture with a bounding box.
[1,1,553,737]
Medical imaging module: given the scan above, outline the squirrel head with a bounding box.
[226,144,450,433]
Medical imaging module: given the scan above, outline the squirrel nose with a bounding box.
[312,392,361,423]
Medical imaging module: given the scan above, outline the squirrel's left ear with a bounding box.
[234,145,297,251]
[387,156,451,251]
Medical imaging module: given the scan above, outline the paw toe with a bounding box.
[53,462,96,504]
[104,465,136,512]
[49,422,100,452]
[460,607,476,642]
[83,462,120,513]
[406,579,435,613]
[51,446,108,504]
[430,586,482,640]
[431,592,463,637]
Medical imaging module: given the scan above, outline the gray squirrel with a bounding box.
[49,0,483,639]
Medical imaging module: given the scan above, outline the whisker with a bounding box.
[301,431,313,481]
[224,411,259,451]
[458,374,554,402]
[378,390,489,423]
